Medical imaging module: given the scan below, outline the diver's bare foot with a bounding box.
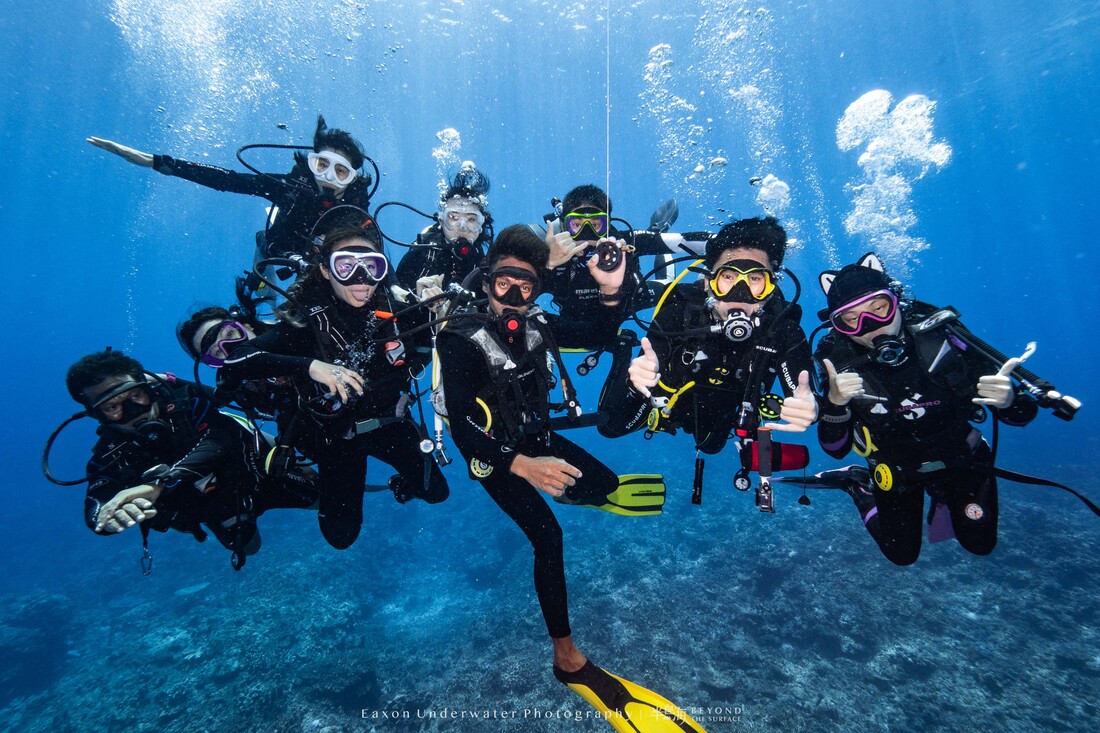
[552,635,588,673]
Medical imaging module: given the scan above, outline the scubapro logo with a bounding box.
[898,393,941,420]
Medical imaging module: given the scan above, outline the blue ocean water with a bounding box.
[2,0,1099,730]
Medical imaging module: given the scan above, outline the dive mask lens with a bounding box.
[563,211,609,241]
[830,290,898,336]
[199,320,249,367]
[442,199,485,237]
[308,151,358,187]
[329,248,388,284]
[489,266,540,307]
[709,261,776,302]
[91,382,152,423]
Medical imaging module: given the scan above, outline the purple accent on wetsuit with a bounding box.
[927,502,956,543]
[821,435,850,452]
[863,506,878,525]
[948,334,968,351]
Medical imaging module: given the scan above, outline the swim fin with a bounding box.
[554,661,707,733]
[771,465,871,493]
[648,198,679,234]
[594,474,666,517]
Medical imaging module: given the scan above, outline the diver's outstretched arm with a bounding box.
[86,137,154,167]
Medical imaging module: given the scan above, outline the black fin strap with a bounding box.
[994,467,1100,518]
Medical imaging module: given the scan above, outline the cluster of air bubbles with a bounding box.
[433,128,462,196]
[639,43,725,201]
[678,2,833,262]
[107,0,402,147]
[696,2,784,173]
[346,341,377,368]
[753,173,790,216]
[837,90,952,274]
[109,0,310,146]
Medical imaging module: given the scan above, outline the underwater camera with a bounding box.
[591,239,623,272]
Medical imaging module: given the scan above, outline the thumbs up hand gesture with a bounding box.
[628,337,661,398]
[764,370,818,433]
[823,358,864,407]
[974,356,1020,409]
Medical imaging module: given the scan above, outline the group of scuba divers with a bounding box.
[45,115,1089,731]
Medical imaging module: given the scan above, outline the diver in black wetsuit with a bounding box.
[395,162,492,297]
[434,224,627,675]
[87,115,374,261]
[176,277,297,423]
[220,225,448,550]
[541,184,711,352]
[599,217,818,459]
[64,349,318,563]
[815,253,1039,565]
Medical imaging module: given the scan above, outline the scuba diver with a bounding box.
[435,224,706,732]
[87,115,376,267]
[57,349,318,570]
[176,276,298,425]
[219,224,449,550]
[542,184,711,340]
[394,161,492,299]
[812,253,1043,565]
[598,217,817,504]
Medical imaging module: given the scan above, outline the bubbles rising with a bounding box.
[432,128,463,196]
[754,173,790,216]
[838,90,953,273]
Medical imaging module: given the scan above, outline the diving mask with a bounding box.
[489,266,540,307]
[563,210,610,241]
[830,289,898,337]
[90,380,154,424]
[308,150,358,188]
[709,260,776,302]
[441,197,486,242]
[198,320,250,367]
[329,247,388,285]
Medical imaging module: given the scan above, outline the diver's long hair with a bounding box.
[313,115,365,169]
[443,164,491,204]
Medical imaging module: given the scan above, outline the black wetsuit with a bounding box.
[395,224,487,292]
[152,154,373,258]
[542,228,646,347]
[436,304,620,639]
[221,283,448,550]
[213,371,298,424]
[815,304,1038,565]
[83,377,317,553]
[543,228,712,353]
[599,281,812,454]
